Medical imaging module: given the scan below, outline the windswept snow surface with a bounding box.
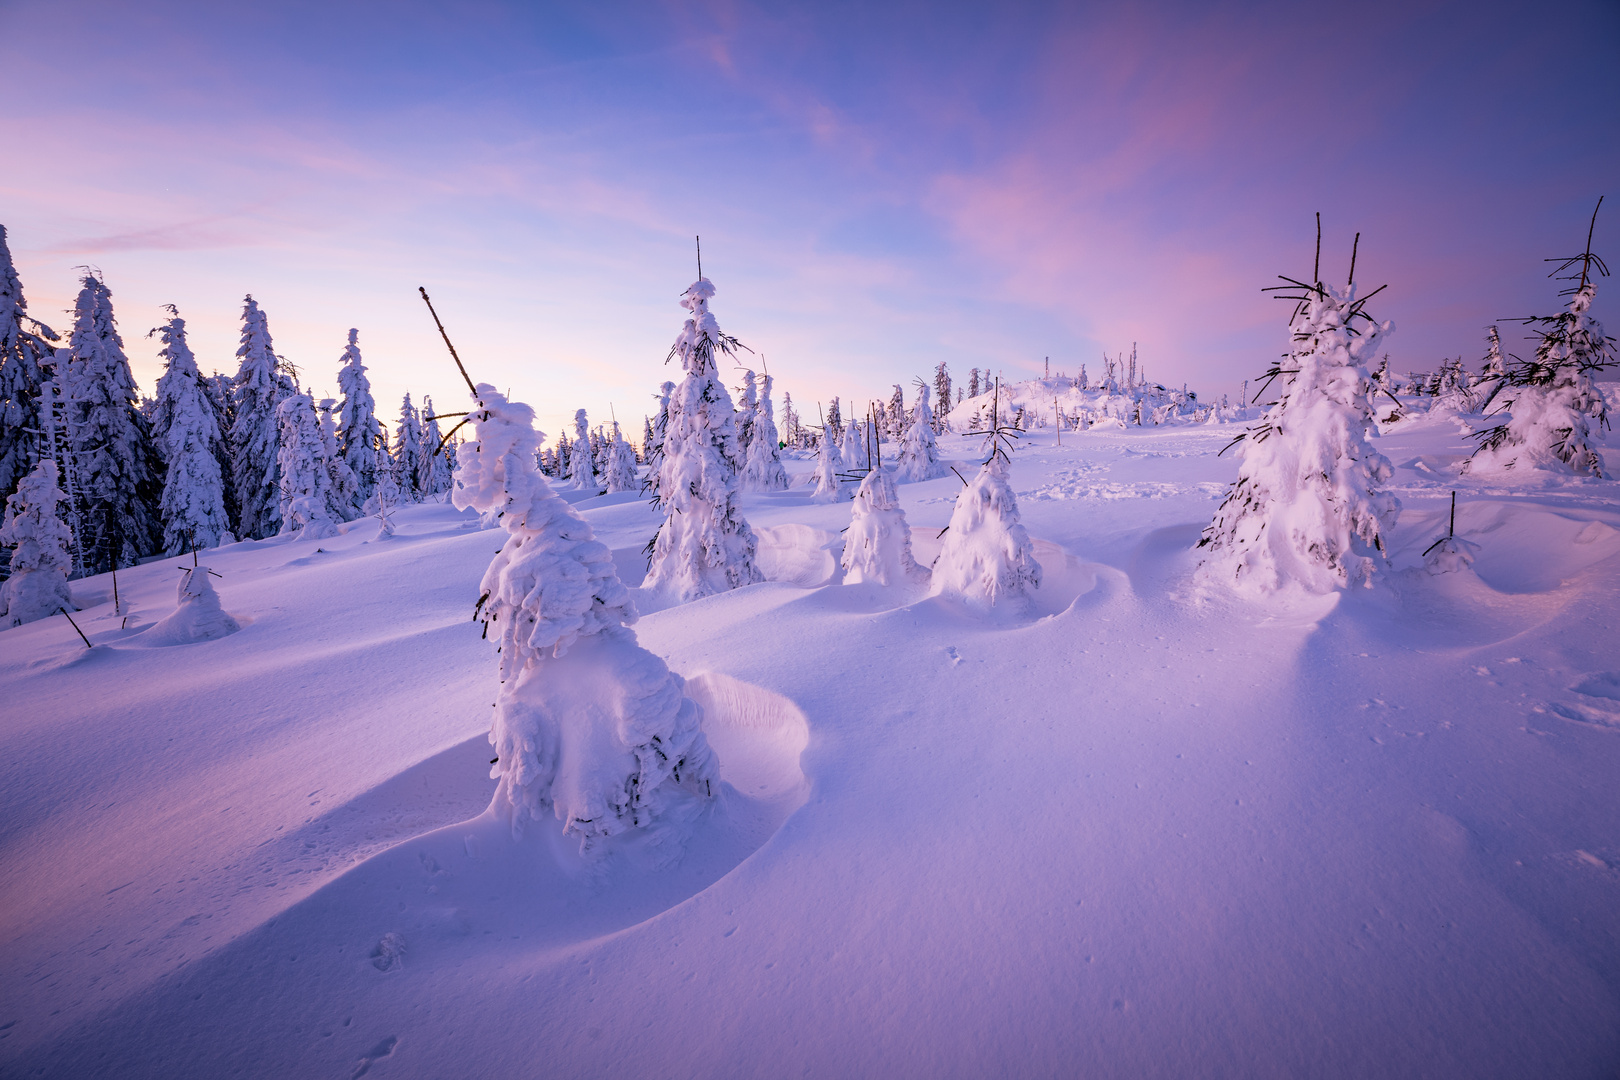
[3,419,1620,1078]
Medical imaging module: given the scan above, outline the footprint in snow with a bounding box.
[1547,672,1620,731]
[352,1035,398,1078]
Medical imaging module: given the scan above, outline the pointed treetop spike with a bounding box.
[1349,232,1360,286]
[1315,212,1322,285]
[696,235,702,280]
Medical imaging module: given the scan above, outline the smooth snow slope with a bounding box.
[3,419,1620,1079]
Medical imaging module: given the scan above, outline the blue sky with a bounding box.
[2,0,1616,439]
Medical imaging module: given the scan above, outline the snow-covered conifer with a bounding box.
[335,329,377,512]
[736,370,760,458]
[0,226,59,502]
[150,310,230,553]
[826,396,842,435]
[841,467,925,586]
[810,424,849,503]
[604,422,639,493]
[896,387,946,482]
[418,396,452,499]
[65,273,161,572]
[138,564,240,644]
[452,384,717,843]
[841,415,865,470]
[230,296,288,539]
[369,442,398,539]
[781,391,799,447]
[931,451,1040,609]
[1466,207,1613,477]
[741,372,788,491]
[318,398,358,521]
[887,383,907,440]
[568,409,601,493]
[968,368,981,399]
[276,392,338,539]
[1198,259,1399,594]
[644,278,762,601]
[393,393,424,502]
[0,459,75,627]
[933,362,952,429]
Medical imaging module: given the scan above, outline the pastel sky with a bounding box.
[2,0,1616,440]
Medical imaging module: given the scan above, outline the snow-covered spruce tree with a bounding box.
[230,296,288,539]
[318,398,359,522]
[896,384,946,482]
[369,442,398,539]
[452,384,717,844]
[418,396,452,499]
[933,362,952,430]
[275,392,338,539]
[65,273,161,573]
[741,372,788,491]
[140,564,240,645]
[604,422,640,493]
[825,396,842,436]
[931,407,1040,610]
[643,278,762,601]
[736,370,760,457]
[1197,251,1399,594]
[1466,205,1613,478]
[0,459,75,627]
[810,422,849,502]
[841,415,865,470]
[335,329,377,513]
[568,409,601,493]
[392,393,425,503]
[150,309,230,553]
[841,466,926,586]
[887,383,907,440]
[781,391,799,447]
[0,226,60,502]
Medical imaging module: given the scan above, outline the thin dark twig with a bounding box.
[418,287,480,399]
[60,607,91,648]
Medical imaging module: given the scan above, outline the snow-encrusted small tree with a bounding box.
[452,384,717,844]
[736,370,760,458]
[896,384,946,482]
[825,396,842,435]
[0,459,75,627]
[65,273,162,572]
[931,418,1040,610]
[841,415,865,470]
[393,393,424,503]
[741,372,789,491]
[841,467,926,586]
[810,423,849,503]
[139,564,240,645]
[1466,203,1613,478]
[276,392,338,539]
[318,398,359,522]
[643,278,762,602]
[0,226,59,503]
[418,396,452,499]
[887,383,907,440]
[568,408,601,493]
[933,362,952,430]
[1198,240,1399,594]
[604,422,639,493]
[150,309,230,553]
[230,296,288,539]
[335,329,377,513]
[369,442,398,540]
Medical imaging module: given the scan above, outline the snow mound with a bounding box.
[128,565,241,646]
[685,671,810,802]
[754,523,840,587]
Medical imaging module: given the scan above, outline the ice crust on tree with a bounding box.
[1466,284,1612,478]
[230,297,288,539]
[137,565,241,645]
[896,390,946,482]
[1198,281,1399,595]
[151,311,231,554]
[931,454,1041,609]
[276,393,338,540]
[643,279,762,602]
[0,459,75,628]
[451,384,717,844]
[841,467,926,586]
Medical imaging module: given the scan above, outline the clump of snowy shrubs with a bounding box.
[452,384,717,846]
[1198,246,1399,595]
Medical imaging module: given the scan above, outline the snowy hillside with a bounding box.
[4,419,1620,1078]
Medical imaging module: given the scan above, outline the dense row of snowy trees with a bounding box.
[0,229,461,608]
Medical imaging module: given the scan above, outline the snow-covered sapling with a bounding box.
[369,442,398,540]
[604,421,639,493]
[0,459,75,627]
[1466,201,1614,478]
[896,382,947,482]
[810,422,849,503]
[569,408,602,493]
[1421,491,1480,575]
[140,565,241,644]
[643,278,762,601]
[452,384,717,845]
[740,372,789,491]
[275,392,339,540]
[841,467,926,586]
[1198,231,1400,594]
[932,389,1040,609]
